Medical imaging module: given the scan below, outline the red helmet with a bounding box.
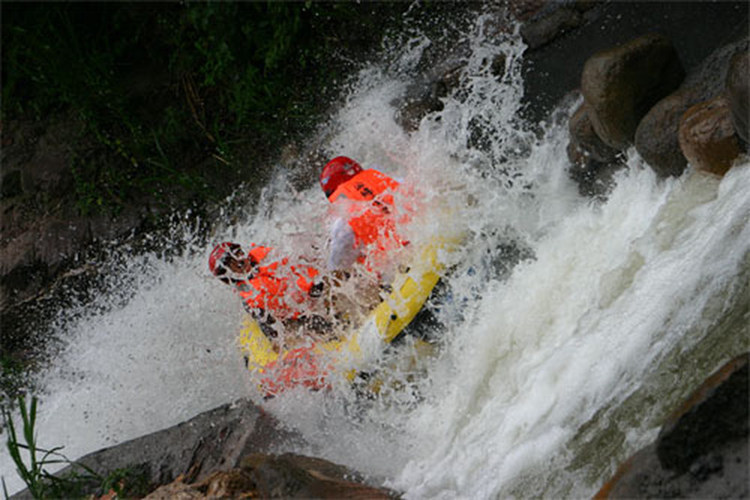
[208,242,243,276]
[320,156,363,198]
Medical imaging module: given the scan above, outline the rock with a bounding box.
[566,102,624,197]
[635,37,748,177]
[393,56,470,133]
[1,170,23,199]
[581,33,685,150]
[0,202,151,311]
[490,52,507,81]
[13,398,303,499]
[8,118,77,200]
[568,103,620,163]
[13,395,399,499]
[595,353,749,499]
[392,25,480,134]
[725,50,749,145]
[17,397,398,499]
[678,95,741,177]
[391,63,466,132]
[142,476,205,499]
[521,2,748,126]
[656,353,749,473]
[0,114,156,315]
[508,0,548,23]
[566,146,623,200]
[394,80,446,133]
[634,92,692,178]
[520,5,583,51]
[145,454,397,499]
[241,453,395,499]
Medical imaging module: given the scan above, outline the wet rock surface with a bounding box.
[567,32,747,192]
[0,118,156,302]
[566,101,625,197]
[581,33,684,150]
[520,1,749,124]
[596,353,749,499]
[678,95,742,177]
[635,37,748,177]
[145,454,397,500]
[11,398,395,499]
[520,1,747,193]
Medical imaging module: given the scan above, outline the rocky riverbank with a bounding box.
[25,350,744,498]
[5,1,749,498]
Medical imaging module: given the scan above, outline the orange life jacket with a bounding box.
[329,169,408,265]
[235,245,319,320]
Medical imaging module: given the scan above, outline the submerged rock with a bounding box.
[656,353,749,474]
[394,79,448,134]
[595,353,749,499]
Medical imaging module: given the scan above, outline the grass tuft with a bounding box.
[2,396,149,499]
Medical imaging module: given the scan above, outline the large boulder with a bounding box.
[567,103,620,164]
[12,397,398,499]
[678,96,742,177]
[520,2,749,126]
[12,398,303,498]
[635,37,748,177]
[581,34,684,149]
[595,353,749,499]
[725,50,749,145]
[566,102,624,197]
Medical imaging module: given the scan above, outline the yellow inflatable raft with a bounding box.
[238,238,455,397]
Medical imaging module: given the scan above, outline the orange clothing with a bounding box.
[259,345,331,398]
[235,245,319,320]
[329,169,408,267]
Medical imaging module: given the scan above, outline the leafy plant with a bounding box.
[1,396,153,499]
[2,396,87,498]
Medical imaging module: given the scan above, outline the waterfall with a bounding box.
[2,8,748,499]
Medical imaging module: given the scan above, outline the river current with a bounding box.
[2,11,749,499]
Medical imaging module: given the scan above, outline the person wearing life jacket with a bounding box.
[319,156,411,275]
[208,242,328,338]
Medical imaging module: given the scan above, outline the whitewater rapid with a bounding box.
[3,10,748,499]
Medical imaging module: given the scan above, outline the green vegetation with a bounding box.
[2,395,79,498]
[2,396,149,499]
[2,2,410,215]
[0,0,419,447]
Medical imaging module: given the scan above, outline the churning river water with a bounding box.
[2,10,749,499]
